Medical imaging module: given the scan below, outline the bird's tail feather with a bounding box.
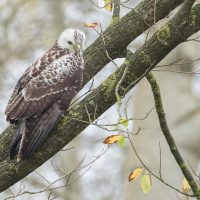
[10,119,25,159]
[10,104,61,160]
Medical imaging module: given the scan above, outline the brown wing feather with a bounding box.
[7,63,81,121]
[5,45,67,122]
[5,66,32,117]
[19,70,83,160]
[17,104,61,160]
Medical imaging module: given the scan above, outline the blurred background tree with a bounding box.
[0,0,200,200]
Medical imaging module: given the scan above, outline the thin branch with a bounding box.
[156,57,200,68]
[68,78,94,109]
[154,0,157,24]
[124,59,157,94]
[3,148,109,200]
[146,72,200,199]
[153,69,200,74]
[115,65,128,119]
[128,135,195,197]
[112,0,120,22]
[158,142,162,179]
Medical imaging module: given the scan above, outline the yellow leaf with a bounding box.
[104,0,113,12]
[117,135,125,147]
[119,118,129,127]
[141,173,151,195]
[84,22,98,28]
[182,178,191,193]
[129,168,143,182]
[103,135,123,144]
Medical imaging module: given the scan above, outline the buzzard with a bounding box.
[5,28,86,162]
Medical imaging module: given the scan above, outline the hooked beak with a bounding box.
[74,44,81,53]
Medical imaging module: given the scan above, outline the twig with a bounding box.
[187,160,200,179]
[153,69,200,74]
[154,0,157,24]
[158,142,162,179]
[85,104,92,123]
[115,65,128,120]
[146,72,200,199]
[68,78,94,109]
[124,96,132,119]
[112,0,120,22]
[156,57,200,68]
[124,60,157,94]
[88,0,132,10]
[128,135,195,197]
[187,36,200,42]
[34,170,50,184]
[3,148,109,200]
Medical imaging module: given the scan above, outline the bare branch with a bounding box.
[146,72,200,199]
[128,135,196,197]
[112,0,120,22]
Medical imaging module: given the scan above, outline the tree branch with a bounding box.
[82,0,184,84]
[112,0,120,23]
[146,72,200,199]
[0,0,199,193]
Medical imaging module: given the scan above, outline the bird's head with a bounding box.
[57,28,86,54]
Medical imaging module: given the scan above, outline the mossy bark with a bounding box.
[82,0,184,84]
[146,72,200,199]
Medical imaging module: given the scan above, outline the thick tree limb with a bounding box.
[82,0,184,84]
[146,72,200,199]
[0,0,199,193]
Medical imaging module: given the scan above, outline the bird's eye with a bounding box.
[68,41,73,45]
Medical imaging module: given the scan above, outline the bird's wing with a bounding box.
[5,46,65,118]
[6,65,33,112]
[10,59,84,160]
[20,67,84,159]
[12,104,62,160]
[6,53,83,121]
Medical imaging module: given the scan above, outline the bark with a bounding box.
[0,0,199,193]
[82,0,184,84]
[146,72,200,198]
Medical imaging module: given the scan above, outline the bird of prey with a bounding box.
[5,28,86,162]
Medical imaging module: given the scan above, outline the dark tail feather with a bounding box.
[20,105,61,160]
[10,119,25,159]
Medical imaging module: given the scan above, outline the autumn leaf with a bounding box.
[119,118,129,127]
[104,0,113,12]
[117,135,125,147]
[103,134,123,144]
[129,168,143,182]
[141,173,151,195]
[84,22,98,28]
[182,178,191,193]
